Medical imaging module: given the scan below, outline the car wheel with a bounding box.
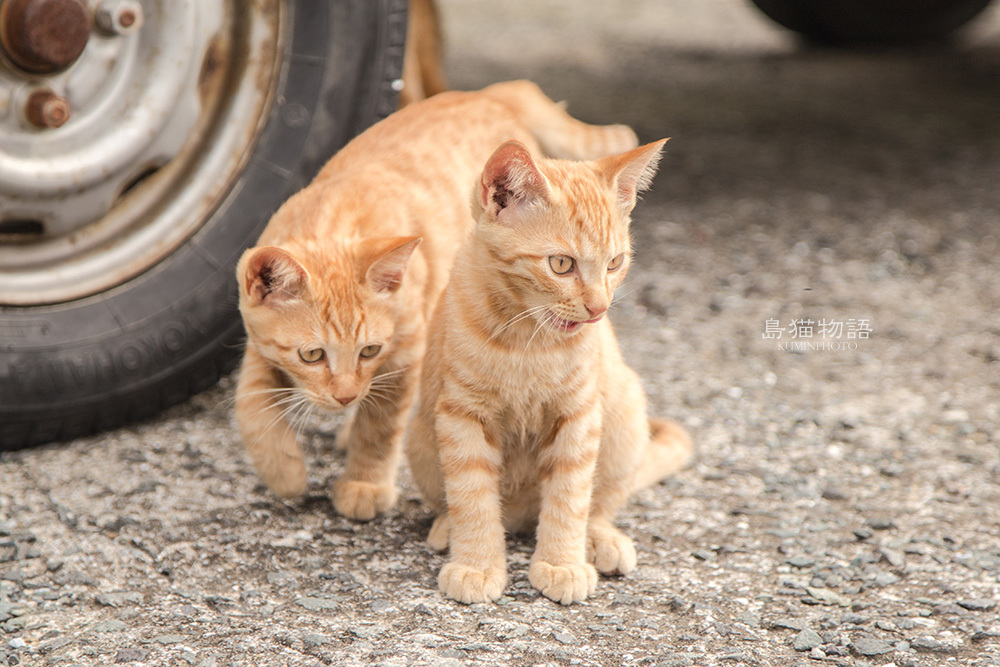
[749,0,994,44]
[0,0,407,449]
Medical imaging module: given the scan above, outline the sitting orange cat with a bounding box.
[234,81,638,519]
[405,139,693,604]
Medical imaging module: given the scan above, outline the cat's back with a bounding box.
[322,88,539,183]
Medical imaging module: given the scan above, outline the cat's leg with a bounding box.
[482,80,638,160]
[587,367,649,575]
[529,397,602,605]
[434,398,507,603]
[403,395,450,550]
[235,344,308,499]
[330,365,416,521]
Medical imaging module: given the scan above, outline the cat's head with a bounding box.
[472,138,666,335]
[236,236,420,409]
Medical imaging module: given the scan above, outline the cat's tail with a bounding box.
[481,80,639,161]
[631,418,693,492]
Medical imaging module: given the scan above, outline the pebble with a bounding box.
[295,596,339,612]
[787,555,816,568]
[302,633,332,647]
[821,487,849,501]
[805,587,850,607]
[879,547,906,568]
[91,620,128,633]
[872,571,900,587]
[851,637,893,656]
[370,599,392,612]
[553,631,580,645]
[867,518,896,531]
[910,635,959,653]
[114,647,149,663]
[957,598,997,612]
[793,629,823,651]
[38,637,72,655]
[96,591,143,607]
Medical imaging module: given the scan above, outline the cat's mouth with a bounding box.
[546,311,604,333]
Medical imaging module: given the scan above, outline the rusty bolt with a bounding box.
[0,0,91,74]
[95,0,143,35]
[26,89,71,128]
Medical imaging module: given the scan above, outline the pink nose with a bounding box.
[334,394,357,406]
[585,303,608,318]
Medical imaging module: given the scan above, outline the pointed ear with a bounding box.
[478,140,549,223]
[602,138,668,212]
[359,236,422,293]
[240,246,309,306]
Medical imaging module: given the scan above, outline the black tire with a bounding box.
[0,0,407,450]
[749,0,994,44]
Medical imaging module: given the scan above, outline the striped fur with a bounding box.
[406,140,693,604]
[234,81,638,520]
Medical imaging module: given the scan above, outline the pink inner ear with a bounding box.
[245,247,307,304]
[480,140,548,218]
[364,237,421,293]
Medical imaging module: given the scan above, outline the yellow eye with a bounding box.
[299,348,324,364]
[360,344,382,359]
[608,254,626,271]
[548,255,575,275]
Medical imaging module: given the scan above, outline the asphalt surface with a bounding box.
[3,1,1000,666]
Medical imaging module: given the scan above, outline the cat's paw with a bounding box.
[588,526,637,575]
[528,559,598,605]
[331,479,397,521]
[427,513,450,552]
[261,460,308,499]
[438,561,507,604]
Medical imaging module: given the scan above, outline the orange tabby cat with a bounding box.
[234,81,639,520]
[405,139,693,604]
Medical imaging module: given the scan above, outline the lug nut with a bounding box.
[0,0,91,73]
[26,89,71,128]
[96,0,143,35]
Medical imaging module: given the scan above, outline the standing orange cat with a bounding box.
[234,81,639,520]
[405,139,693,603]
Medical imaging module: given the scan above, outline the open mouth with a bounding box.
[546,311,604,333]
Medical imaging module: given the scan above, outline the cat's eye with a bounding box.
[548,255,575,275]
[608,254,626,272]
[359,344,382,359]
[299,348,324,364]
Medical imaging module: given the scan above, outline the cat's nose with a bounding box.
[334,394,357,406]
[585,302,608,318]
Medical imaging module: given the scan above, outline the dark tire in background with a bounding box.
[749,0,994,44]
[0,0,406,449]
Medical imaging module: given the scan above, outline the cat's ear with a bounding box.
[478,140,549,224]
[603,138,668,213]
[241,246,309,306]
[359,236,422,293]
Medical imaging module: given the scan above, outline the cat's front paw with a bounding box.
[529,559,597,605]
[588,526,637,575]
[438,561,507,604]
[331,479,397,521]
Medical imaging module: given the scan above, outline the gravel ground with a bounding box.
[3,1,1000,666]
